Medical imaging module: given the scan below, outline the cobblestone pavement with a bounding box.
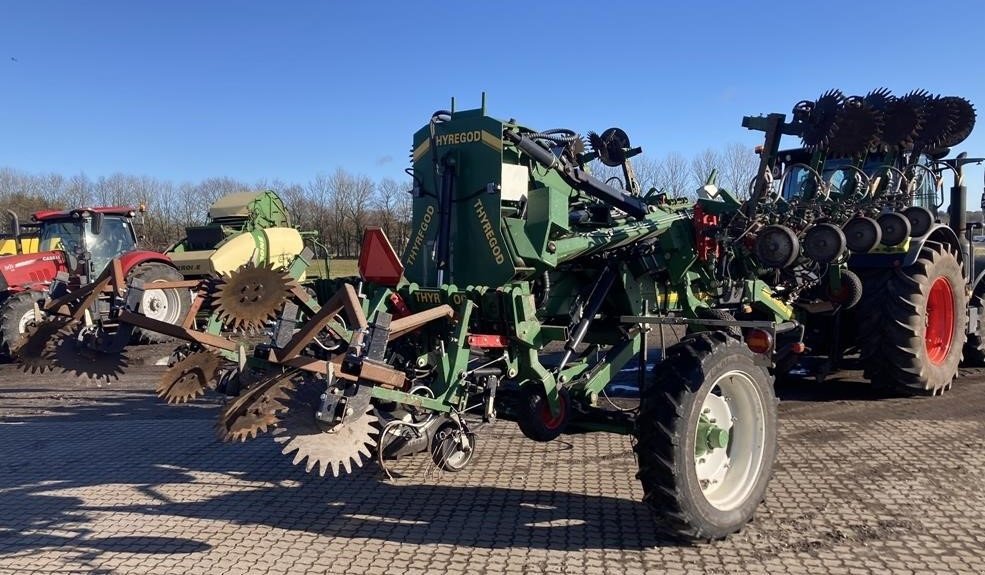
[1,363,984,574]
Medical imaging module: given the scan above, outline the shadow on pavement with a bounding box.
[0,389,676,557]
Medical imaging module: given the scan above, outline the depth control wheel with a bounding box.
[877,212,911,246]
[634,331,777,540]
[803,223,846,264]
[516,385,571,442]
[755,225,799,268]
[429,420,476,472]
[843,216,881,253]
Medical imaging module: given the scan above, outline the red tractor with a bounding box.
[0,206,190,356]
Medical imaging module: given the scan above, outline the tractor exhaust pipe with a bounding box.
[945,152,985,279]
[6,210,21,254]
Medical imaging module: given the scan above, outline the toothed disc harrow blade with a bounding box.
[273,382,380,477]
[829,96,883,157]
[45,322,128,385]
[157,350,223,404]
[12,317,74,374]
[915,95,958,150]
[863,87,893,111]
[881,93,925,150]
[215,370,298,442]
[213,261,296,331]
[799,89,844,151]
[939,96,976,148]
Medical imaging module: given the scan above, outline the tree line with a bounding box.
[0,142,759,255]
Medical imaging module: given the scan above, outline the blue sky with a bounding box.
[2,0,984,201]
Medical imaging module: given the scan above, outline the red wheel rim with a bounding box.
[925,277,955,365]
[537,393,566,430]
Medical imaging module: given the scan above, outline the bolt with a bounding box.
[320,393,327,401]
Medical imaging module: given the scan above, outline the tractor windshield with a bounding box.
[38,219,84,254]
[85,216,137,274]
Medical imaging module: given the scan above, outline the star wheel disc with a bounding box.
[215,369,298,442]
[939,96,976,148]
[881,91,927,150]
[213,261,296,331]
[829,96,883,157]
[157,349,223,404]
[273,381,381,477]
[45,323,129,385]
[914,94,956,150]
[800,89,844,152]
[863,87,893,111]
[12,316,74,374]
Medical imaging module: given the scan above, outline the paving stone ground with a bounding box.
[0,363,984,574]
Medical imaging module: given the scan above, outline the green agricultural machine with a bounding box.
[741,89,979,393]
[138,100,805,541]
[166,190,315,279]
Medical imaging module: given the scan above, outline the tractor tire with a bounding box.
[853,268,891,362]
[129,263,192,344]
[634,331,777,541]
[692,308,741,339]
[962,278,985,367]
[828,269,863,309]
[861,244,966,394]
[0,291,42,358]
[516,385,571,442]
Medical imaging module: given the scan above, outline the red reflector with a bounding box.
[389,293,411,318]
[790,342,806,354]
[467,334,509,348]
[745,329,773,354]
[358,227,404,287]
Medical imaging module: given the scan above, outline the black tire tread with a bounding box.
[860,245,966,393]
[633,331,777,541]
[0,291,40,357]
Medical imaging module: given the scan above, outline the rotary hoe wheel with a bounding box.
[634,331,777,541]
[859,243,966,394]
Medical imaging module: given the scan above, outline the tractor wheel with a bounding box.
[963,278,985,366]
[853,268,891,364]
[516,385,571,442]
[862,244,966,394]
[827,269,863,309]
[129,263,192,344]
[634,331,777,541]
[0,292,42,357]
[692,307,741,339]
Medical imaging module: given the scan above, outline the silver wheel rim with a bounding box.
[435,428,472,469]
[694,370,767,511]
[141,284,184,324]
[17,308,37,334]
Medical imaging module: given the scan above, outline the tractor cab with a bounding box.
[775,148,941,209]
[33,208,139,277]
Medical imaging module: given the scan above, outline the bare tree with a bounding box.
[721,142,759,199]
[659,152,690,198]
[689,148,721,190]
[375,177,405,245]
